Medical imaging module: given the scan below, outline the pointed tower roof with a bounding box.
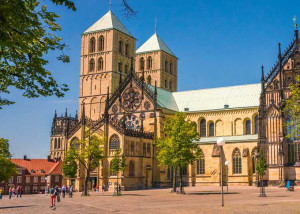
[84,10,132,37]
[136,33,176,57]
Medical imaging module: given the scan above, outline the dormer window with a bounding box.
[30,169,35,173]
[41,169,45,173]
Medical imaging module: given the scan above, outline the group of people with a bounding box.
[48,185,74,209]
[8,185,22,199]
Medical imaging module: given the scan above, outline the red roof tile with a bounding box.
[11,159,62,175]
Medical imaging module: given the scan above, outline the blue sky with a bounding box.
[1,0,299,158]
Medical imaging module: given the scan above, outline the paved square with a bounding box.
[1,186,300,213]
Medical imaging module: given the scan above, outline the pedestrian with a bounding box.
[17,185,22,198]
[50,186,57,209]
[95,185,99,194]
[56,186,61,203]
[0,187,3,199]
[45,185,48,196]
[12,187,16,197]
[102,184,105,194]
[8,187,12,199]
[69,186,73,198]
[62,185,66,198]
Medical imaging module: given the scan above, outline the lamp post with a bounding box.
[217,137,226,207]
[225,161,229,194]
[279,136,284,186]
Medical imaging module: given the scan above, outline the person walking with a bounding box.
[45,185,49,196]
[56,186,61,203]
[17,185,22,198]
[12,187,16,197]
[8,187,12,199]
[69,186,73,198]
[62,185,66,198]
[0,187,3,199]
[50,186,57,209]
[102,184,105,194]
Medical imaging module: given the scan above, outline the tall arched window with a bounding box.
[97,57,103,71]
[245,119,251,135]
[197,150,205,175]
[54,138,57,149]
[139,57,145,71]
[251,147,257,174]
[147,56,152,70]
[125,43,129,56]
[165,60,169,72]
[125,64,128,74]
[129,160,134,176]
[89,58,95,72]
[169,80,172,90]
[170,61,173,74]
[118,40,123,53]
[200,119,206,137]
[109,134,120,150]
[118,62,122,73]
[254,115,258,134]
[58,138,61,148]
[209,122,214,137]
[89,37,96,53]
[147,75,151,84]
[98,36,104,51]
[165,79,168,88]
[233,148,242,174]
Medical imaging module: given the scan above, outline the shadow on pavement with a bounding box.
[188,191,239,195]
[0,205,37,210]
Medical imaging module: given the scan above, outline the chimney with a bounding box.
[47,155,51,162]
[24,155,27,160]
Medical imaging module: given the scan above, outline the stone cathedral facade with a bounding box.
[49,10,300,191]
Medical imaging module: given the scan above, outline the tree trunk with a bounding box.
[83,169,90,196]
[172,166,176,192]
[179,166,183,194]
[117,174,119,195]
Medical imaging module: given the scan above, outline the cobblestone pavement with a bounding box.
[1,186,300,214]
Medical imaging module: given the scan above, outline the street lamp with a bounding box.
[225,161,229,194]
[217,137,226,207]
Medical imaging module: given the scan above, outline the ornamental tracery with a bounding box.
[121,87,142,112]
[119,114,141,130]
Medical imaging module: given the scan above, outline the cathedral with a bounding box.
[49,9,300,190]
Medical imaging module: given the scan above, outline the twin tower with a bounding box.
[80,10,178,120]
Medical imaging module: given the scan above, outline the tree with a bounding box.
[255,148,268,197]
[64,131,104,196]
[155,112,201,194]
[284,75,300,140]
[110,149,126,195]
[62,150,78,179]
[0,138,17,182]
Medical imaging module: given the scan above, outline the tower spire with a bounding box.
[109,0,112,11]
[65,108,68,118]
[293,16,299,48]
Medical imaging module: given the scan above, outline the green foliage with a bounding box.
[255,149,268,177]
[155,112,201,171]
[110,149,126,175]
[0,138,17,182]
[0,0,76,108]
[62,152,77,178]
[284,75,300,140]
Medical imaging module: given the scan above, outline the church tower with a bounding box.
[135,33,178,92]
[79,10,136,120]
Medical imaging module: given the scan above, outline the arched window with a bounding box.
[89,37,96,53]
[245,119,251,135]
[254,115,258,134]
[170,61,173,74]
[110,162,117,176]
[251,147,257,174]
[200,119,206,137]
[118,62,122,73]
[169,80,172,90]
[54,138,57,149]
[97,57,103,71]
[98,36,104,51]
[165,79,168,88]
[109,135,120,150]
[70,137,80,150]
[165,60,169,72]
[58,138,61,148]
[146,75,151,84]
[197,150,205,175]
[125,64,128,74]
[129,160,134,176]
[89,58,95,72]
[233,148,242,174]
[139,57,145,70]
[118,40,123,53]
[209,122,214,137]
[147,56,152,70]
[125,43,129,56]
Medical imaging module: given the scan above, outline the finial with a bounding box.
[81,103,85,121]
[109,0,112,11]
[65,108,68,118]
[155,17,157,34]
[278,43,281,57]
[75,110,78,120]
[105,86,110,113]
[54,110,57,119]
[293,16,298,30]
[261,65,264,82]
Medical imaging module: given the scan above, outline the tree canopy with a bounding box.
[110,149,126,195]
[0,138,17,182]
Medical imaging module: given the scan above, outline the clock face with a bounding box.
[120,115,140,130]
[122,88,141,112]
